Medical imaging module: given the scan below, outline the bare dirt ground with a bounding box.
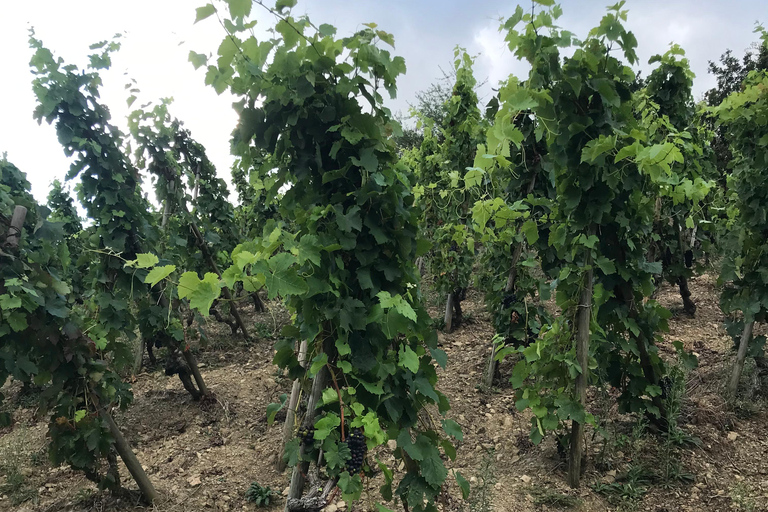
[2,274,768,512]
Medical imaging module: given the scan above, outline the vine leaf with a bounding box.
[455,471,470,499]
[144,265,176,288]
[194,4,216,23]
[398,346,419,373]
[177,272,221,315]
[314,413,341,441]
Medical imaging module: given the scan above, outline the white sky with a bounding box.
[0,0,764,204]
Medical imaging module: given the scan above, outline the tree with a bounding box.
[417,49,483,332]
[482,1,703,487]
[0,156,157,502]
[30,35,208,399]
[705,38,768,181]
[189,2,460,509]
[644,46,714,316]
[713,29,768,397]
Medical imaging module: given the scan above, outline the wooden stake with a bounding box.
[286,364,328,512]
[728,321,754,398]
[99,408,159,504]
[567,243,594,488]
[5,205,27,249]
[277,339,309,472]
[444,292,454,333]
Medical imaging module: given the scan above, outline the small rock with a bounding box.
[337,500,347,510]
[520,475,532,484]
[188,476,202,487]
[325,505,338,512]
[727,432,739,441]
[282,486,290,497]
[496,453,503,462]
[387,440,397,451]
[470,476,478,484]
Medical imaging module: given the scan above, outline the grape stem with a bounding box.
[326,363,345,442]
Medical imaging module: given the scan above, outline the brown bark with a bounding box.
[444,292,455,333]
[567,250,594,488]
[5,205,27,249]
[286,363,329,512]
[99,408,159,503]
[277,339,309,472]
[728,321,755,398]
[181,348,209,397]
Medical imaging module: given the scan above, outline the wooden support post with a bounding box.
[567,244,594,488]
[161,180,176,229]
[728,321,755,398]
[133,338,145,375]
[286,364,328,512]
[277,339,308,472]
[99,409,159,504]
[444,292,454,333]
[5,205,27,249]
[676,225,696,315]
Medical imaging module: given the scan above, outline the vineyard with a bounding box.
[1,1,768,511]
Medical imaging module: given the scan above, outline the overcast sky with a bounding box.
[0,0,764,205]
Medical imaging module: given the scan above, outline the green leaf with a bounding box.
[464,169,484,188]
[595,257,616,275]
[227,0,251,18]
[314,413,340,441]
[194,4,216,23]
[145,265,176,288]
[309,352,328,376]
[398,346,419,373]
[442,419,463,440]
[276,19,300,49]
[521,219,539,245]
[275,0,297,12]
[456,471,470,499]
[177,272,222,315]
[266,268,307,298]
[266,393,287,425]
[421,451,448,487]
[318,23,336,37]
[135,253,159,269]
[188,51,208,69]
[593,78,620,107]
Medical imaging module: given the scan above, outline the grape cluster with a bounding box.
[345,428,367,474]
[297,426,315,446]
